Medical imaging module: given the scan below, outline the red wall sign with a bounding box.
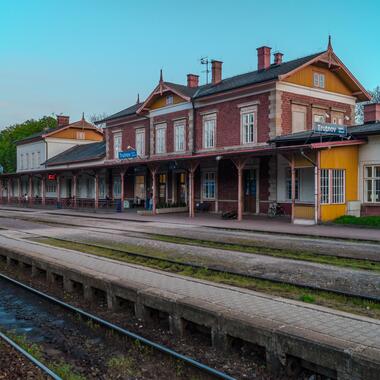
[48,174,56,180]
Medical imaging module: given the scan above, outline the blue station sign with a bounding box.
[119,149,137,160]
[313,122,347,137]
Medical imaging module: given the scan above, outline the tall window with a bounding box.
[203,172,216,200]
[113,177,121,198]
[313,72,325,88]
[285,168,300,200]
[20,154,24,170]
[32,152,36,169]
[155,124,166,154]
[241,108,256,144]
[320,169,345,204]
[135,129,145,157]
[99,177,106,199]
[46,181,57,193]
[113,133,122,159]
[166,95,174,105]
[26,153,30,169]
[37,152,41,167]
[364,166,380,203]
[292,105,307,133]
[174,123,185,152]
[76,131,85,140]
[203,114,216,149]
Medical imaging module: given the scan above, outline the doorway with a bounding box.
[244,169,257,213]
[176,172,187,205]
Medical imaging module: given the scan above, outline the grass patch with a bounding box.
[148,233,380,272]
[32,237,380,319]
[50,362,86,380]
[334,215,380,227]
[299,294,316,303]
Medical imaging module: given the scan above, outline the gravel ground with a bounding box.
[0,263,324,380]
[0,338,48,380]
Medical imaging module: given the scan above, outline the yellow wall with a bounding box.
[150,93,185,109]
[51,128,103,141]
[320,145,358,221]
[284,64,352,96]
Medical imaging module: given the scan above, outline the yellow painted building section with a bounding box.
[284,64,352,96]
[51,128,103,141]
[150,93,185,110]
[320,145,358,221]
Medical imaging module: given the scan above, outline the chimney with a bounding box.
[363,103,380,124]
[57,115,70,127]
[274,52,283,65]
[257,46,271,70]
[211,60,223,84]
[187,74,199,88]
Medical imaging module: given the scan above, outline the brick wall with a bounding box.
[281,91,354,135]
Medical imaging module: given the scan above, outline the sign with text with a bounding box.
[313,122,347,137]
[119,149,137,160]
[48,174,56,180]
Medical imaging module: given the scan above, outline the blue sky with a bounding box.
[0,0,379,128]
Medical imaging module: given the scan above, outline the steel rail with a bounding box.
[0,273,236,380]
[0,330,62,380]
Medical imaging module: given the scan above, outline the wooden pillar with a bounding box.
[120,170,125,203]
[41,176,46,206]
[188,161,199,218]
[7,178,12,204]
[28,175,33,206]
[56,175,61,203]
[291,154,296,223]
[232,158,247,222]
[73,174,77,208]
[94,173,99,209]
[316,150,321,224]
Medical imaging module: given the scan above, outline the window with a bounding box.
[113,133,122,159]
[113,177,121,198]
[99,177,106,198]
[285,168,300,200]
[364,166,380,203]
[158,174,167,203]
[174,123,185,152]
[320,169,345,204]
[331,112,344,125]
[135,129,145,157]
[76,131,85,140]
[20,154,24,170]
[37,152,41,167]
[134,175,145,200]
[203,114,216,149]
[241,108,256,144]
[32,152,36,169]
[203,172,216,200]
[155,124,166,154]
[313,113,325,124]
[26,153,30,169]
[313,72,325,88]
[166,95,174,105]
[46,181,57,193]
[292,105,307,133]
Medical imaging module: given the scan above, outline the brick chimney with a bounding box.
[257,46,271,70]
[187,74,199,88]
[274,52,283,65]
[211,60,223,84]
[57,115,70,127]
[363,103,380,124]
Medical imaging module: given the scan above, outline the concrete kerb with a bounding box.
[1,244,380,379]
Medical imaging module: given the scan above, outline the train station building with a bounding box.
[1,39,380,224]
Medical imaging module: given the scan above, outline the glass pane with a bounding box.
[366,166,372,178]
[375,167,380,178]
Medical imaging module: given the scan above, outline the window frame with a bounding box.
[202,171,216,200]
[240,106,257,145]
[135,128,145,157]
[320,168,345,205]
[285,167,300,201]
[364,165,380,203]
[203,114,216,149]
[166,95,174,106]
[155,124,167,154]
[76,131,85,140]
[291,104,307,133]
[174,121,186,152]
[113,133,122,159]
[313,72,325,89]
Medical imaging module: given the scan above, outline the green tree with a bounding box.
[0,116,57,173]
[356,86,380,123]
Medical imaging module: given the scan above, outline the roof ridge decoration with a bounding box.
[327,35,333,68]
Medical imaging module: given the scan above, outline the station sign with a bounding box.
[119,149,137,160]
[48,174,57,180]
[313,122,347,137]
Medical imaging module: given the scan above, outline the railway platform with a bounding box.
[0,232,379,379]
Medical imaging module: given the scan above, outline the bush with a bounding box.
[334,215,380,227]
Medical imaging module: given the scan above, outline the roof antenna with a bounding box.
[159,69,163,83]
[327,35,333,51]
[136,93,140,104]
[200,57,211,84]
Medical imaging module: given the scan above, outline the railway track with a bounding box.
[0,273,235,380]
[0,330,61,379]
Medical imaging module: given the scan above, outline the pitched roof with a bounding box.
[44,141,106,166]
[17,119,101,145]
[349,122,380,135]
[193,52,323,98]
[98,102,144,123]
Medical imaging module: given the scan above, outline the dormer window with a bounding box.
[166,95,173,105]
[76,131,85,140]
[313,72,325,89]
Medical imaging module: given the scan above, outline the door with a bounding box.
[67,179,72,198]
[158,174,167,205]
[244,169,257,213]
[176,172,187,205]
